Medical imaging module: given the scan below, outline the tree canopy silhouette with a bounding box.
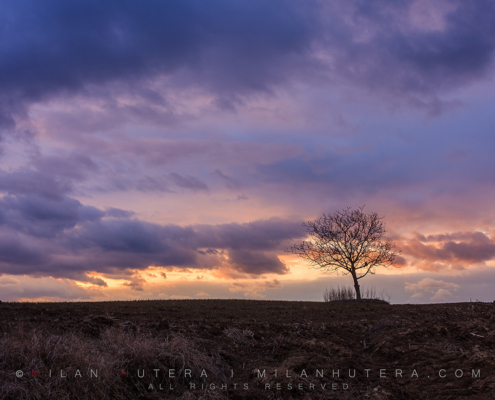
[288,206,399,300]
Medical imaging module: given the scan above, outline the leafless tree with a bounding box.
[288,207,399,300]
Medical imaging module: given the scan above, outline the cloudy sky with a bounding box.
[0,0,494,303]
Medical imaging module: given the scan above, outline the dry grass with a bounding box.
[323,286,391,302]
[0,324,227,400]
[323,286,355,302]
[223,327,254,347]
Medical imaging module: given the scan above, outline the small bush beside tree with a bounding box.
[323,285,391,302]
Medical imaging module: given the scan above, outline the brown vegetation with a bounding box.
[323,286,391,303]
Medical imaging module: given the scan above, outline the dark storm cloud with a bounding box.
[0,194,103,237]
[0,190,306,279]
[0,0,318,128]
[320,1,495,111]
[193,219,304,251]
[65,217,304,272]
[1,0,494,130]
[228,249,289,275]
[0,235,47,266]
[75,219,180,254]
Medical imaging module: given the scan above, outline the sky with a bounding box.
[0,0,494,303]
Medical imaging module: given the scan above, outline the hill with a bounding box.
[0,299,494,399]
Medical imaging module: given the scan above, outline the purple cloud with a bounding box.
[2,0,495,134]
[0,186,306,280]
[169,173,208,191]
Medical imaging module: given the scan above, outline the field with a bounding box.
[0,299,494,399]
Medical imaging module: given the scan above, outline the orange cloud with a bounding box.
[397,231,495,272]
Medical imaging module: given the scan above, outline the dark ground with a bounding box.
[0,299,494,399]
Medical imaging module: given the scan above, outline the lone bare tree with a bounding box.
[288,207,399,300]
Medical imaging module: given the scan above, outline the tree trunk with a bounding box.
[354,282,361,300]
[351,270,361,300]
